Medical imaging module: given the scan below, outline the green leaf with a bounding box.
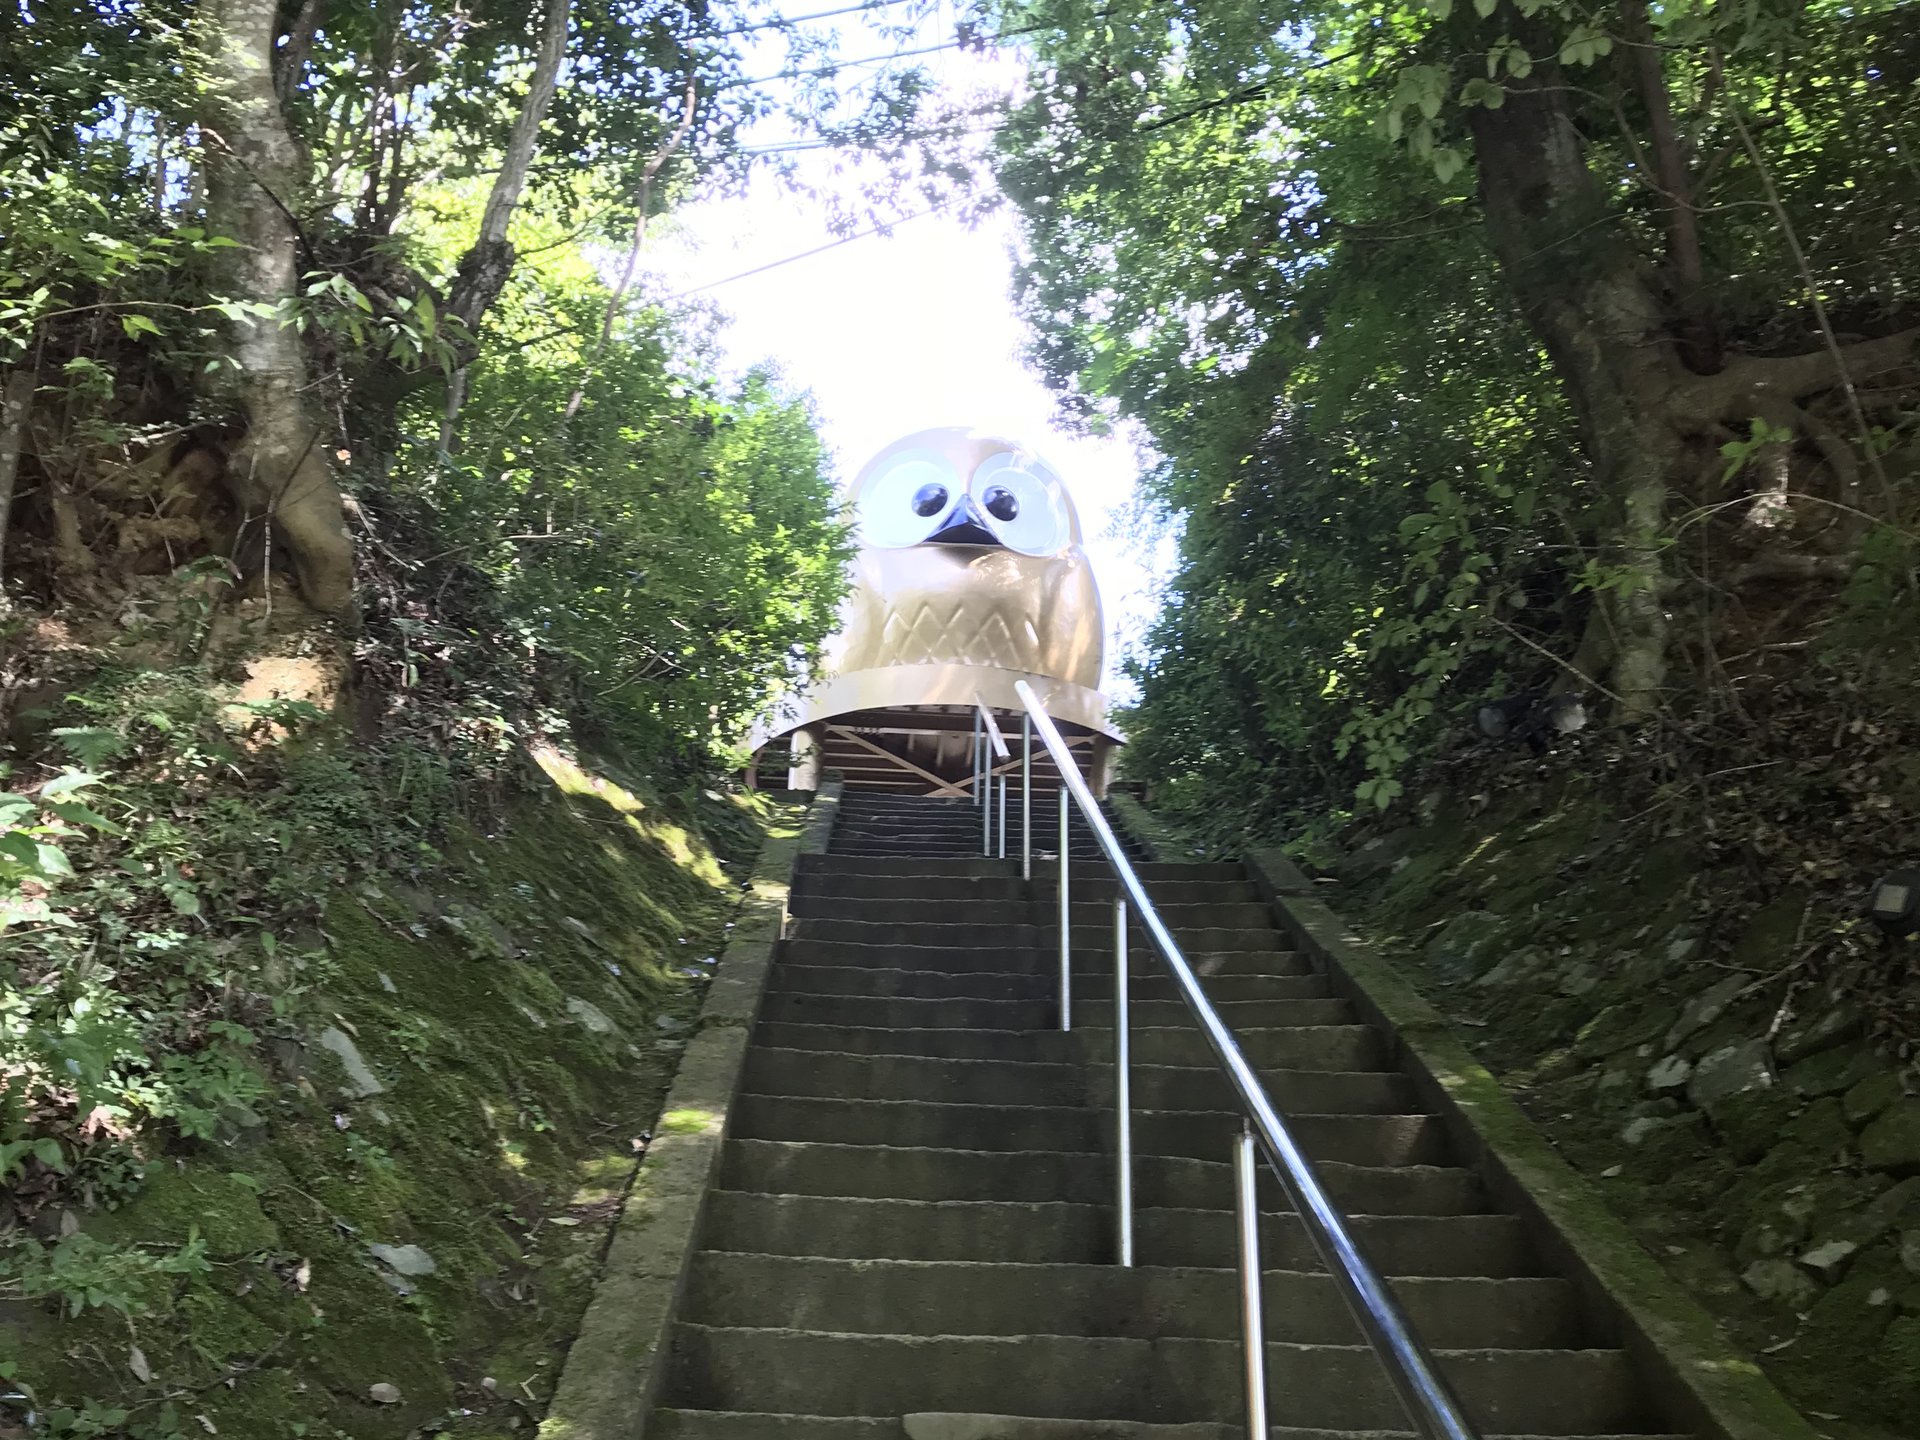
[1474,0,1498,14]
[46,800,122,835]
[42,767,104,797]
[1460,77,1505,109]
[119,313,161,339]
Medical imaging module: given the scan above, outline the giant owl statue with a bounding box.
[834,429,1102,686]
[755,427,1119,794]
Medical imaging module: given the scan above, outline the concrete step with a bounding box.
[751,1022,1387,1071]
[742,1049,1411,1115]
[768,964,1329,1004]
[717,1140,1483,1214]
[789,918,1289,954]
[680,1254,1582,1348]
[1072,972,1326,1003]
[777,941,1315,980]
[795,875,1033,903]
[792,874,1260,907]
[830,846,1114,861]
[757,991,1354,1032]
[787,897,1276,933]
[751,1022,1077,1063]
[743,1048,1087,1107]
[663,1326,1646,1433]
[797,857,1241,883]
[700,1192,1536,1274]
[653,1414,1684,1440]
[730,1095,1448,1167]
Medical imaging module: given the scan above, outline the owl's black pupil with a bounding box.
[911,483,949,517]
[983,486,1019,522]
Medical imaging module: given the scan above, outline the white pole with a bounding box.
[1058,786,1071,1032]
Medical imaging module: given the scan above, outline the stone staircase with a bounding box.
[646,794,1691,1439]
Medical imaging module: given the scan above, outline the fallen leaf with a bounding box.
[128,1345,152,1383]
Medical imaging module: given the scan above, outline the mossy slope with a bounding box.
[1350,776,1917,1440]
[3,750,787,1440]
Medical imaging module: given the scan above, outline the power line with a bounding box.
[671,205,945,295]
[719,27,1028,91]
[709,0,921,39]
[736,118,1002,155]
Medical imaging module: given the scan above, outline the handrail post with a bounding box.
[972,710,982,807]
[1057,786,1071,1032]
[1021,714,1032,881]
[1235,1121,1269,1440]
[982,730,992,856]
[997,775,1007,859]
[1114,895,1133,1267]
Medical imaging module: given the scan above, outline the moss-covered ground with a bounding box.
[1345,775,1918,1440]
[2,748,795,1440]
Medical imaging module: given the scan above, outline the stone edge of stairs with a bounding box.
[539,777,844,1440]
[1111,806,1816,1440]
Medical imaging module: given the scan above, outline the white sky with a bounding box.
[637,11,1167,691]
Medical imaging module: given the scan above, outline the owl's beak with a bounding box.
[928,497,1003,548]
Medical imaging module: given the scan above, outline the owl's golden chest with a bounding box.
[835,545,1102,688]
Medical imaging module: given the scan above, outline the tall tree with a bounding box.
[991,0,1919,814]
[197,0,355,614]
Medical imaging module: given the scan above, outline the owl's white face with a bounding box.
[852,442,1079,558]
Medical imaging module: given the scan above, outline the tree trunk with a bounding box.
[1466,58,1681,718]
[0,368,34,614]
[198,0,356,617]
[1619,0,1720,371]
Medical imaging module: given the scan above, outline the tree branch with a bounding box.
[275,0,324,101]
[1620,0,1718,370]
[444,0,573,340]
[1683,325,1920,422]
[1712,47,1898,503]
[564,75,700,422]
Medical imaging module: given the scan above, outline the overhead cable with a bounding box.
[671,204,945,295]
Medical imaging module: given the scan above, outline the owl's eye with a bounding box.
[855,454,959,547]
[970,453,1069,556]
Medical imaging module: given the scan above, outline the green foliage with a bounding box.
[387,249,851,769]
[0,1231,210,1320]
[0,665,452,1231]
[995,0,1919,843]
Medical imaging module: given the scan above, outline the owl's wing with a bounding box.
[1039,550,1104,689]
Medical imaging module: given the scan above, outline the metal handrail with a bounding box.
[972,698,1010,858]
[1012,680,1478,1440]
